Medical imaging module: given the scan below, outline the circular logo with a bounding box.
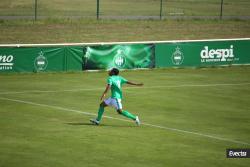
[114,54,126,68]
[172,47,184,65]
[34,52,48,71]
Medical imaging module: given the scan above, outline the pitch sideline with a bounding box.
[0,82,250,95]
[0,96,249,146]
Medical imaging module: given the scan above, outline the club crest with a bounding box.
[172,47,184,65]
[34,51,48,71]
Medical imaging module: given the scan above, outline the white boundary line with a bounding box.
[0,38,249,47]
[0,82,250,95]
[0,96,249,146]
[0,88,104,95]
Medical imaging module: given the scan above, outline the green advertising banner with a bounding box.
[65,46,83,71]
[0,39,249,73]
[0,46,83,73]
[83,44,155,70]
[155,39,250,68]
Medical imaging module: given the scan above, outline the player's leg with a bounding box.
[96,101,107,121]
[90,99,109,125]
[117,109,140,125]
[115,99,140,125]
[117,109,135,120]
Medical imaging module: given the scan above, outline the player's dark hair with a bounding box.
[111,68,119,75]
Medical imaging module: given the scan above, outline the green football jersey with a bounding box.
[107,75,128,99]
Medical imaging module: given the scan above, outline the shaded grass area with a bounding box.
[0,19,249,44]
[0,66,250,167]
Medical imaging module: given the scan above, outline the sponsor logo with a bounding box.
[200,45,239,63]
[172,47,184,65]
[114,49,126,68]
[34,51,48,71]
[0,55,14,70]
[227,149,250,158]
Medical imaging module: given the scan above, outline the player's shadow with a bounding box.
[66,122,94,126]
[65,122,134,127]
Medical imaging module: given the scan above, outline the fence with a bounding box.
[0,0,250,20]
[0,38,249,73]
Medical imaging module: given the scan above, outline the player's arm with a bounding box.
[100,84,111,101]
[126,81,143,86]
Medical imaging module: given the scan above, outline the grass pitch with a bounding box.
[0,19,250,44]
[0,66,250,167]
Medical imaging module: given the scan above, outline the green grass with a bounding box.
[0,66,250,167]
[0,0,250,17]
[0,19,250,44]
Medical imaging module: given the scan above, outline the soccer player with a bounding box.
[90,68,143,125]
